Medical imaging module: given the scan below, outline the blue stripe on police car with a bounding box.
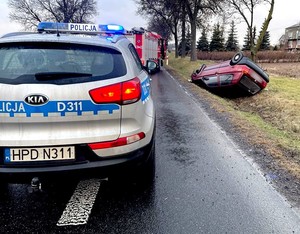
[141,77,151,103]
[0,100,119,117]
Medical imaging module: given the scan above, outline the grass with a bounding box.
[166,53,300,178]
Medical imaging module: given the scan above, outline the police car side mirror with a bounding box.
[145,60,158,74]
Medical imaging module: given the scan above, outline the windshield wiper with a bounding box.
[35,72,92,81]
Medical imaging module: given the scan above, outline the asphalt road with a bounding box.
[0,69,300,233]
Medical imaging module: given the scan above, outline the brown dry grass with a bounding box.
[259,62,300,78]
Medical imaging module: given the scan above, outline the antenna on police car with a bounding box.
[56,22,60,37]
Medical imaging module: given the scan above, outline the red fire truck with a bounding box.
[126,27,166,72]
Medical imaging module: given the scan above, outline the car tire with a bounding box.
[108,138,156,187]
[136,141,156,184]
[230,52,244,66]
[0,179,9,196]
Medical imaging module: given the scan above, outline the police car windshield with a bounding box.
[0,42,127,84]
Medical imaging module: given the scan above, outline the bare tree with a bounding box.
[226,0,275,61]
[136,0,219,60]
[180,0,189,58]
[8,0,97,30]
[147,15,172,41]
[136,0,182,58]
[253,0,274,60]
[184,0,223,61]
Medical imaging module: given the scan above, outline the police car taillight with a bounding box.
[88,132,145,150]
[89,77,141,105]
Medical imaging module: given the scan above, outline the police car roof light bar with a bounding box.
[37,22,126,35]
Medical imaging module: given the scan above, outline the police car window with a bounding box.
[0,42,127,84]
[128,44,143,71]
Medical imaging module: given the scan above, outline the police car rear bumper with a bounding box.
[0,138,154,183]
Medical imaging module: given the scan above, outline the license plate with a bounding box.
[4,146,75,163]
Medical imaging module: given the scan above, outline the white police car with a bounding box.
[0,22,156,185]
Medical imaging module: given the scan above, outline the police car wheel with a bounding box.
[137,142,156,184]
[230,52,244,66]
[0,178,8,194]
[124,138,156,186]
[108,140,155,186]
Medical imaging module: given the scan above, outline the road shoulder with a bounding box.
[164,66,300,210]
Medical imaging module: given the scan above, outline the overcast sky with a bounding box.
[0,0,299,46]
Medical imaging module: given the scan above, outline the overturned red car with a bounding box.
[190,52,269,95]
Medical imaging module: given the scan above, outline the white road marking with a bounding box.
[57,178,102,226]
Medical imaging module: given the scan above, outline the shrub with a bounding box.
[197,51,300,62]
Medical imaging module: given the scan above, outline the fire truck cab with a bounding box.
[126,27,166,74]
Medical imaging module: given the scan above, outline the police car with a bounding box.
[0,22,157,185]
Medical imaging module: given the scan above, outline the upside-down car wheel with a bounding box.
[230,52,244,66]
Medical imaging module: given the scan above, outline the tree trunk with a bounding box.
[181,3,186,58]
[174,30,179,58]
[252,0,274,62]
[190,20,197,61]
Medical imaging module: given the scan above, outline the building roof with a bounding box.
[286,23,300,30]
